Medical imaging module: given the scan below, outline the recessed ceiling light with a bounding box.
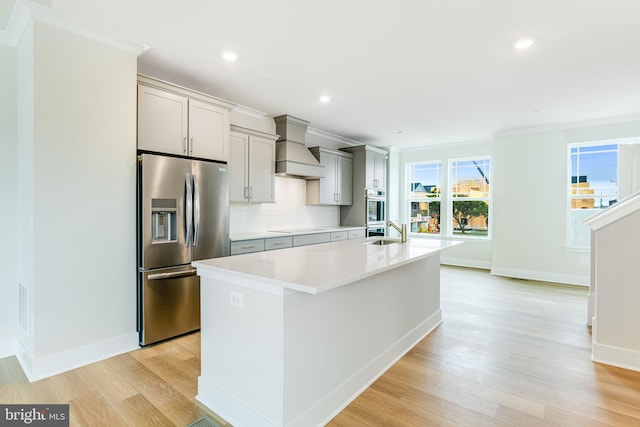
[222,51,238,61]
[319,95,331,103]
[514,39,534,50]
[534,108,545,113]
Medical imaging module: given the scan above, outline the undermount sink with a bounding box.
[366,238,403,246]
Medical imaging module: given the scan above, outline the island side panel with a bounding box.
[197,275,286,427]
[283,253,442,426]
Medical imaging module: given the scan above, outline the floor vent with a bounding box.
[186,416,224,427]
[19,283,28,332]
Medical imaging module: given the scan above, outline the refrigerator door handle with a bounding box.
[147,269,198,280]
[193,174,200,246]
[185,174,193,247]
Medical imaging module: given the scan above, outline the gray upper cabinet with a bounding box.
[137,75,233,162]
[339,145,389,227]
[366,150,386,190]
[306,147,353,205]
[229,127,277,203]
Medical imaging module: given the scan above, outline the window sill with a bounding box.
[563,245,589,253]
[409,233,492,243]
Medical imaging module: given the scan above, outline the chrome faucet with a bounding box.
[387,220,407,243]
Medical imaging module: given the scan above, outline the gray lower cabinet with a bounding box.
[230,239,265,255]
[330,231,348,241]
[265,236,293,251]
[293,233,331,247]
[230,228,365,255]
[348,229,366,239]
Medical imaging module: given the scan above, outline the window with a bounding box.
[406,157,491,238]
[569,144,618,209]
[407,162,442,234]
[449,158,491,237]
[567,143,618,248]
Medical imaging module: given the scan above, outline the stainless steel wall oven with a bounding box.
[366,189,386,236]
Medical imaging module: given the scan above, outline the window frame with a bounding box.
[406,161,443,236]
[566,141,619,250]
[448,156,492,240]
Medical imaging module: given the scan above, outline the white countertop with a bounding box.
[229,226,365,241]
[193,237,461,294]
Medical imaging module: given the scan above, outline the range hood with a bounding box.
[274,115,325,179]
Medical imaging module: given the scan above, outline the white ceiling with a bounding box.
[5,0,640,149]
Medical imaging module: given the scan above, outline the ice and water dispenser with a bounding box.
[151,198,177,243]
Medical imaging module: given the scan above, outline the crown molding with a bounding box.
[0,0,149,55]
[232,104,268,119]
[398,137,493,154]
[230,124,278,140]
[306,126,363,147]
[494,113,640,138]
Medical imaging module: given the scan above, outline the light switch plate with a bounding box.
[230,291,244,308]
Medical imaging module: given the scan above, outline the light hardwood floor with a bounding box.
[2,266,640,426]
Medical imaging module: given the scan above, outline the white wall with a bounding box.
[0,43,18,357]
[491,120,640,285]
[490,130,584,284]
[16,17,140,380]
[16,19,35,360]
[395,120,640,284]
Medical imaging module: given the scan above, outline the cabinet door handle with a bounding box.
[190,137,194,154]
[183,137,187,154]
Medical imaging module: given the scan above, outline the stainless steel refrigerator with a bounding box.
[137,153,229,346]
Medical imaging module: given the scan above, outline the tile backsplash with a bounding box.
[230,176,340,233]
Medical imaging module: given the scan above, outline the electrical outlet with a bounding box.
[580,256,588,266]
[230,291,244,308]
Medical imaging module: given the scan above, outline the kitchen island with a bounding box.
[192,237,461,427]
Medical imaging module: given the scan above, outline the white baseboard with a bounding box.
[592,342,640,373]
[314,310,442,427]
[587,292,595,326]
[490,266,589,287]
[17,332,139,382]
[441,257,491,270]
[197,378,273,427]
[197,311,443,427]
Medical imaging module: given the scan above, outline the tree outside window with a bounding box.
[450,158,491,237]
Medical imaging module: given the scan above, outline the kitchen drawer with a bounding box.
[330,231,348,241]
[230,239,265,255]
[265,236,293,251]
[293,233,330,247]
[348,229,366,239]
